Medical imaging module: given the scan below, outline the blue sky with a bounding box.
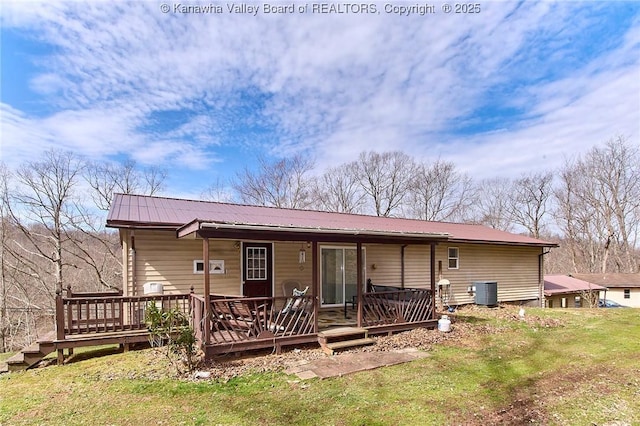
[1,1,639,200]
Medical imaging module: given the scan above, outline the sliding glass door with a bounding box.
[321,247,364,307]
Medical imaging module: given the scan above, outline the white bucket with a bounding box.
[438,315,451,332]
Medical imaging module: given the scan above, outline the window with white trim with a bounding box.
[193,260,216,274]
[624,289,631,299]
[448,247,459,269]
[246,247,267,280]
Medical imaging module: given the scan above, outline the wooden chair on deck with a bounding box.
[281,280,303,298]
[271,282,312,335]
[212,299,262,337]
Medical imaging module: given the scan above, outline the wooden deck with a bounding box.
[5,287,437,371]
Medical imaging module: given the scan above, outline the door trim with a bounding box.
[320,245,366,308]
[240,241,274,297]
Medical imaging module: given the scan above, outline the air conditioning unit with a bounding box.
[143,282,164,295]
[474,281,498,306]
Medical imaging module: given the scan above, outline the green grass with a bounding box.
[0,351,14,363]
[1,308,639,425]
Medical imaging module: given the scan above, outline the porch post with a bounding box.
[203,237,211,345]
[430,242,436,320]
[356,241,363,327]
[312,241,319,333]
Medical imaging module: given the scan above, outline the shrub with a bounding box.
[145,302,199,373]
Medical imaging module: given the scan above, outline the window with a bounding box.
[574,296,582,308]
[246,247,267,280]
[448,247,459,269]
[624,289,631,299]
[193,260,224,274]
[561,297,567,308]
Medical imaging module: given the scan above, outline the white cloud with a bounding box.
[1,0,638,194]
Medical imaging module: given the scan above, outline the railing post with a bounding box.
[55,290,65,341]
[356,242,363,328]
[430,242,437,320]
[55,290,65,365]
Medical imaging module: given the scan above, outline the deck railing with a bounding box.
[361,288,434,327]
[53,287,433,350]
[190,294,317,346]
[55,291,191,340]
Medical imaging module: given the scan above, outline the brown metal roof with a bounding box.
[106,193,557,247]
[544,274,606,296]
[570,273,640,288]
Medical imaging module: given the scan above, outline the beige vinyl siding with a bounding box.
[404,245,432,288]
[438,244,541,305]
[273,242,313,297]
[546,292,598,308]
[600,288,640,307]
[122,230,542,305]
[366,244,402,285]
[130,230,242,296]
[365,244,432,289]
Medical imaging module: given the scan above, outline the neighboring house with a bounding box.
[106,194,556,307]
[571,273,640,308]
[544,275,606,308]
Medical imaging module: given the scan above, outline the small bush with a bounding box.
[145,302,199,373]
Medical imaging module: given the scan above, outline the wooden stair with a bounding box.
[317,327,375,355]
[5,332,56,372]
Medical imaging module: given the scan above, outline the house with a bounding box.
[571,273,640,308]
[543,275,606,308]
[102,193,557,356]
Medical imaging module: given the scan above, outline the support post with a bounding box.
[312,241,319,333]
[203,237,211,345]
[430,243,437,320]
[401,245,407,289]
[356,242,363,327]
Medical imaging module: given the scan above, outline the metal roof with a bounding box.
[107,193,557,247]
[570,273,640,288]
[544,274,607,296]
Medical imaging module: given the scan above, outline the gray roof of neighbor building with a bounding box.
[107,193,557,247]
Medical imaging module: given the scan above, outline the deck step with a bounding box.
[318,327,375,355]
[318,327,368,343]
[6,336,57,371]
[325,337,376,352]
[6,352,28,371]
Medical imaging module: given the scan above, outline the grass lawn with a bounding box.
[1,307,639,425]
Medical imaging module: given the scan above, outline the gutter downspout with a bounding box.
[401,245,408,289]
[539,248,551,308]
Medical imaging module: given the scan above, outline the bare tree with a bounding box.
[473,177,515,231]
[9,150,85,294]
[85,159,167,211]
[353,151,415,217]
[0,163,10,351]
[554,136,640,273]
[405,159,475,222]
[232,154,315,209]
[312,164,366,214]
[509,171,554,238]
[201,177,235,203]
